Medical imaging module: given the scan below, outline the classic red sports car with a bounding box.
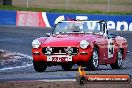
[32,20,128,72]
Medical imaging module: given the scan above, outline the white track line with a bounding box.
[0,64,32,71]
[15,53,33,60]
[37,79,76,82]
[0,50,33,71]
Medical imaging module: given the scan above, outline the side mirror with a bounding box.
[46,33,51,37]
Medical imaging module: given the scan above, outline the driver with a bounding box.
[68,23,80,32]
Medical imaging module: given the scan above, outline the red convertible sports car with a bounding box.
[32,20,128,72]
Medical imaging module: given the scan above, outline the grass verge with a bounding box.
[0,5,132,15]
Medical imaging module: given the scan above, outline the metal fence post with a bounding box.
[107,0,110,12]
[66,0,69,10]
[27,0,29,8]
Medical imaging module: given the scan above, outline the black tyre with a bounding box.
[110,49,123,69]
[86,48,99,71]
[61,63,72,71]
[33,60,47,72]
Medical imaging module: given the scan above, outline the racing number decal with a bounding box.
[108,39,114,58]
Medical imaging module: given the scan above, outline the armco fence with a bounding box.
[0,10,132,31]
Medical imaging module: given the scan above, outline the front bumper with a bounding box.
[32,46,93,63]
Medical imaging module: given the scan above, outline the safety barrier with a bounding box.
[16,11,50,27]
[0,10,132,31]
[0,10,16,25]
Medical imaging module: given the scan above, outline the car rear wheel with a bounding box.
[61,63,72,71]
[86,48,99,71]
[33,60,47,72]
[110,49,123,69]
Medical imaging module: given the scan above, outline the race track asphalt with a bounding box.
[0,25,132,81]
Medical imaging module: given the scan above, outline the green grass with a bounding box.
[0,5,132,15]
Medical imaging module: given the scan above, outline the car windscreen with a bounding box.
[53,21,102,34]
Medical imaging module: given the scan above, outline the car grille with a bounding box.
[42,47,78,55]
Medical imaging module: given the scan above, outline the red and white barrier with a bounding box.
[16,11,51,27]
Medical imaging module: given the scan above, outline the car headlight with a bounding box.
[32,39,41,48]
[80,40,89,49]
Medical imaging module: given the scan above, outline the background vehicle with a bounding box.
[32,20,128,72]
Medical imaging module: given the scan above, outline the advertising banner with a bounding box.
[0,10,16,25]
[46,12,132,31]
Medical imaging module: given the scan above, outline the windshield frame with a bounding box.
[52,20,104,35]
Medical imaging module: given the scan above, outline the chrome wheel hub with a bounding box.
[117,50,123,66]
[92,50,99,67]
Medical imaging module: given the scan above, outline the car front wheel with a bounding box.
[110,49,123,69]
[33,60,47,72]
[86,48,99,71]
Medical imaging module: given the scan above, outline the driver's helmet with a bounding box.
[68,23,80,32]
